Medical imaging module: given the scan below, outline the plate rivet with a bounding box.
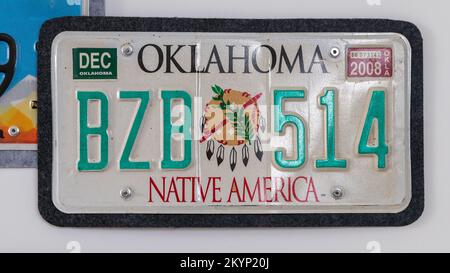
[330,47,340,58]
[8,126,20,137]
[120,187,132,199]
[30,100,38,109]
[331,186,344,200]
[121,43,134,56]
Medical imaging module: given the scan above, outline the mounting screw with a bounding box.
[8,126,20,137]
[30,100,38,109]
[331,186,344,200]
[121,43,134,56]
[120,187,132,200]
[329,47,340,58]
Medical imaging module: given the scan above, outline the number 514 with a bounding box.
[274,89,388,170]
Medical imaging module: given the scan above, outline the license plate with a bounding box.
[38,17,423,227]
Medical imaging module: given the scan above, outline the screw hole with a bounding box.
[330,47,340,58]
[121,43,134,57]
[120,187,132,199]
[331,186,344,200]
[8,126,20,137]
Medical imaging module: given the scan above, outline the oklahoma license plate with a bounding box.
[38,18,423,227]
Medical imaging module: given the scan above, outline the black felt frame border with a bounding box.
[38,17,424,227]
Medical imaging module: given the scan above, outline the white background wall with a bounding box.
[0,0,446,252]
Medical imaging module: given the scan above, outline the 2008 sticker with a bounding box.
[347,47,392,78]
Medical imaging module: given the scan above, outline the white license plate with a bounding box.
[38,18,423,227]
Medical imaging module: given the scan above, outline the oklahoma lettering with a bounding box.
[149,176,320,204]
[138,44,329,74]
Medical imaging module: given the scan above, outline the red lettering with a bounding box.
[227,177,242,202]
[243,177,261,202]
[149,176,166,203]
[292,176,308,202]
[166,177,181,202]
[212,177,222,202]
[306,177,319,202]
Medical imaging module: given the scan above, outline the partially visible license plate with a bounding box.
[0,0,100,150]
[39,18,423,227]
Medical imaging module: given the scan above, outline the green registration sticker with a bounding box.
[72,48,117,80]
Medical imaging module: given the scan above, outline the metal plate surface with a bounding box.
[38,17,424,227]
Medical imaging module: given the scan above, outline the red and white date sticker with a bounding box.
[347,47,392,78]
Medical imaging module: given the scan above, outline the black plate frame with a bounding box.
[38,17,423,227]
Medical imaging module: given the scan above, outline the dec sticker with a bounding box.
[347,47,392,78]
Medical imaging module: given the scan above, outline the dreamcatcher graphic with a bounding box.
[200,85,265,171]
